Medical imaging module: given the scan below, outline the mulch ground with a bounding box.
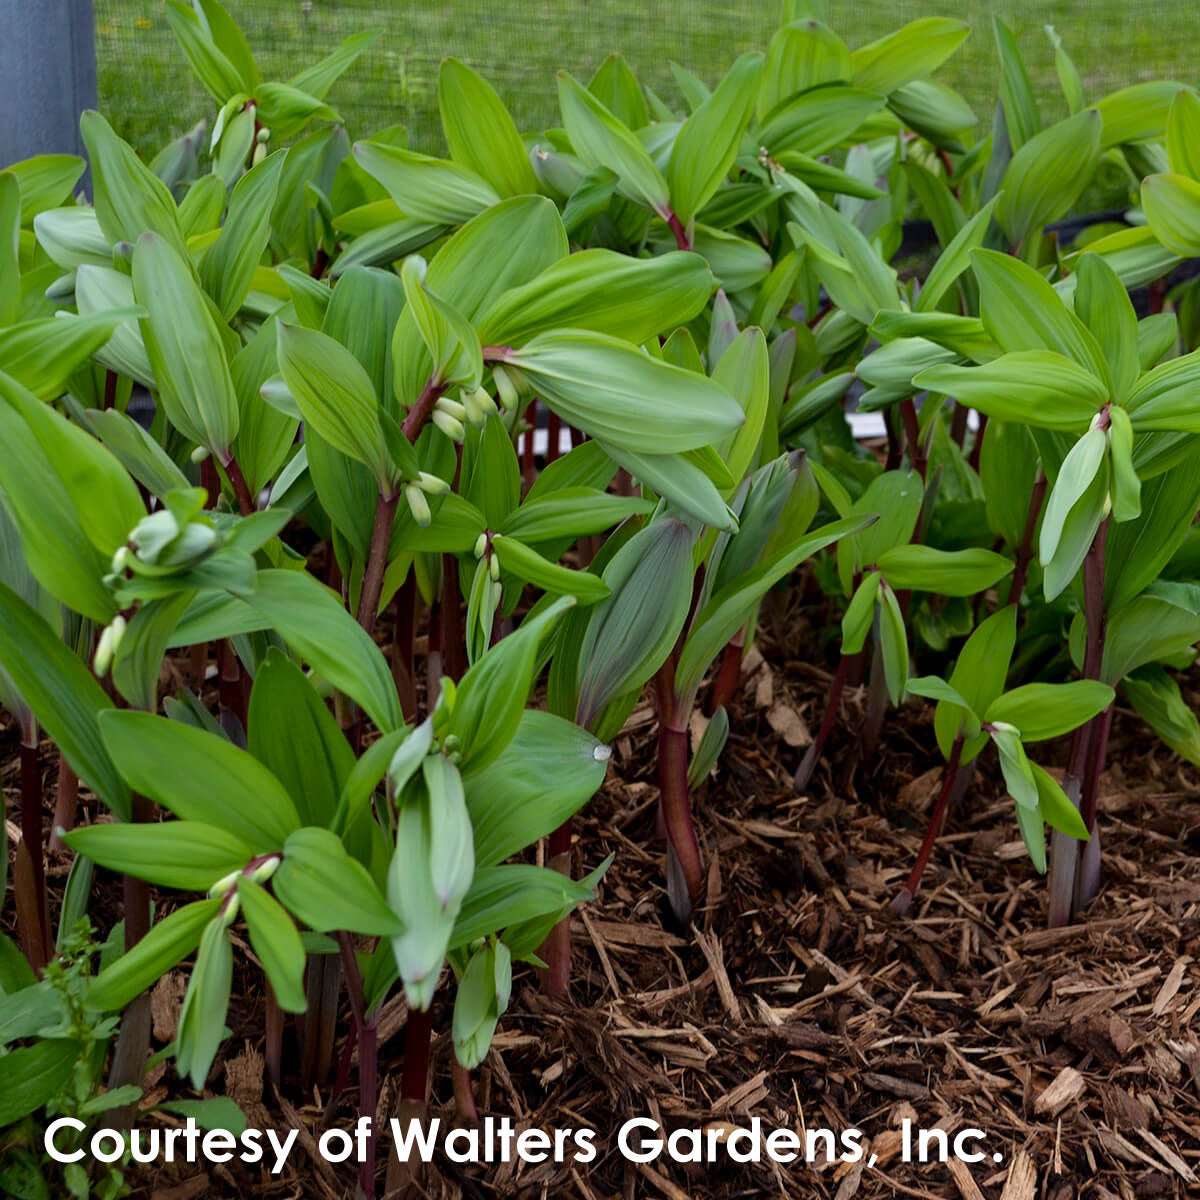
[6,612,1200,1200]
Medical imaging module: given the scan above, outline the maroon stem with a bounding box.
[391,575,418,723]
[664,208,692,251]
[18,739,51,967]
[890,734,964,913]
[795,654,850,791]
[899,398,927,481]
[706,631,745,716]
[883,406,902,471]
[1007,471,1047,606]
[658,720,704,921]
[546,412,563,464]
[860,631,890,763]
[221,453,256,516]
[541,820,573,999]
[401,1007,434,1104]
[453,1060,480,1122]
[441,553,466,683]
[264,987,283,1095]
[103,369,118,411]
[49,753,78,851]
[967,413,988,473]
[336,932,377,1200]
[402,378,446,441]
[217,638,244,725]
[949,401,968,448]
[357,489,400,636]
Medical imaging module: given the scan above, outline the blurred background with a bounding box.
[94,1,1196,156]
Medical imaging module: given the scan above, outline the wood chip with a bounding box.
[946,1158,987,1200]
[1034,1066,1086,1116]
[693,927,740,1021]
[1152,956,1191,1016]
[999,1149,1036,1200]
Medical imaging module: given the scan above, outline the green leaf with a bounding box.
[1125,349,1200,432]
[1096,81,1189,149]
[248,648,353,828]
[906,675,976,717]
[99,710,301,848]
[176,918,232,1089]
[840,570,881,655]
[80,110,188,257]
[398,255,482,391]
[86,407,190,499]
[0,583,130,818]
[491,536,609,604]
[668,52,763,226]
[2,154,85,224]
[1107,470,1200,610]
[1166,89,1200,180]
[711,327,770,487]
[353,140,501,225]
[63,821,255,891]
[915,351,1107,431]
[875,545,1013,597]
[985,681,1113,741]
[0,311,139,402]
[290,29,377,100]
[133,231,239,457]
[557,71,670,214]
[1039,425,1108,565]
[239,569,404,733]
[201,149,287,320]
[915,198,1000,315]
[165,1,245,103]
[155,1095,247,1135]
[878,582,908,705]
[759,19,851,119]
[504,331,743,453]
[499,489,650,542]
[759,86,886,156]
[463,711,608,867]
[1101,594,1200,683]
[597,442,737,531]
[0,1039,80,1125]
[850,18,969,94]
[996,110,1102,249]
[935,606,1016,762]
[1107,405,1141,523]
[478,249,712,347]
[1042,454,1109,601]
[236,877,306,1013]
[993,16,1040,149]
[439,59,539,197]
[991,725,1038,810]
[273,827,401,936]
[1122,664,1200,765]
[589,54,649,128]
[88,899,222,1011]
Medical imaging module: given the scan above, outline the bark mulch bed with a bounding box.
[6,637,1200,1200]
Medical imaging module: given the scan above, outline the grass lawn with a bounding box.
[96,1,1196,158]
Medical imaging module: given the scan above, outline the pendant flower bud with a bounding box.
[405,483,432,527]
[221,892,241,926]
[432,409,466,442]
[462,386,497,425]
[473,532,488,559]
[492,365,519,412]
[249,855,282,884]
[190,445,210,464]
[435,396,468,422]
[490,578,503,609]
[92,615,127,678]
[416,471,450,496]
[488,553,501,582]
[208,869,241,899]
[110,545,130,573]
[252,142,268,167]
[256,126,271,144]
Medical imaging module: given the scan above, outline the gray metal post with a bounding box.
[0,0,97,167]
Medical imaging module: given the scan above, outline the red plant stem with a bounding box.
[336,932,377,1200]
[541,820,573,999]
[311,245,328,280]
[221,453,256,516]
[949,402,968,447]
[706,631,745,715]
[891,734,964,913]
[1080,702,1114,833]
[657,719,704,920]
[391,575,418,723]
[1007,471,1047,606]
[402,378,446,441]
[546,411,562,463]
[664,208,692,251]
[103,369,118,411]
[860,628,890,763]
[453,1061,480,1122]
[401,1007,434,1104]
[264,987,283,1095]
[883,406,902,471]
[301,953,341,1087]
[323,1018,358,1122]
[200,456,219,507]
[357,489,400,636]
[217,639,243,723]
[441,553,466,683]
[107,794,153,1126]
[49,753,79,851]
[899,398,926,481]
[967,413,988,473]
[794,654,850,791]
[18,739,51,967]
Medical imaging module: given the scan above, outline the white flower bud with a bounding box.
[490,578,503,609]
[208,869,240,898]
[488,554,501,582]
[252,142,268,167]
[110,546,130,573]
[221,892,241,926]
[250,856,281,884]
[492,366,519,412]
[92,615,127,678]
[405,483,432,527]
[256,126,271,145]
[435,395,467,421]
[431,409,466,442]
[473,532,488,559]
[190,445,210,464]
[462,386,497,426]
[416,471,450,496]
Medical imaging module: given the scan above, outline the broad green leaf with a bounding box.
[1042,455,1109,601]
[875,545,1013,596]
[758,19,851,119]
[850,18,969,95]
[398,255,482,391]
[463,710,607,868]
[2,154,85,224]
[354,140,500,224]
[88,899,222,1012]
[201,149,287,319]
[240,569,403,733]
[711,327,769,486]
[176,918,233,1088]
[0,311,142,402]
[557,71,670,213]
[915,198,1000,314]
[588,54,649,129]
[1107,405,1141,523]
[165,1,245,103]
[248,648,353,828]
[491,536,609,604]
[63,822,256,892]
[439,59,539,197]
[290,29,378,99]
[985,681,1114,741]
[840,569,881,655]
[994,16,1040,149]
[236,878,306,1012]
[1095,81,1190,149]
[276,322,391,488]
[0,1039,80,1125]
[996,110,1102,249]
[0,583,130,818]
[935,605,1016,762]
[595,441,736,531]
[1101,595,1200,683]
[1123,664,1200,764]
[915,351,1107,431]
[478,249,712,347]
[1166,89,1200,180]
[504,331,743,453]
[668,52,763,225]
[499,489,651,542]
[1074,252,1139,402]
[273,827,401,935]
[1106,469,1200,609]
[99,711,301,848]
[133,231,239,457]
[1039,425,1108,565]
[878,582,909,705]
[759,86,886,157]
[906,675,975,716]
[1125,349,1200,432]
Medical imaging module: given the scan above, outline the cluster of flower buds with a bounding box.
[404,471,450,528]
[251,125,272,167]
[209,855,282,925]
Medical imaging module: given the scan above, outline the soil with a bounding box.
[4,608,1200,1200]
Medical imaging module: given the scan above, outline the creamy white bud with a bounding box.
[190,445,210,464]
[208,869,241,898]
[431,410,466,442]
[416,471,450,496]
[249,856,281,884]
[435,396,467,421]
[405,484,432,527]
[492,366,519,412]
[221,892,241,926]
[474,532,488,559]
[462,386,497,426]
[488,554,501,582]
